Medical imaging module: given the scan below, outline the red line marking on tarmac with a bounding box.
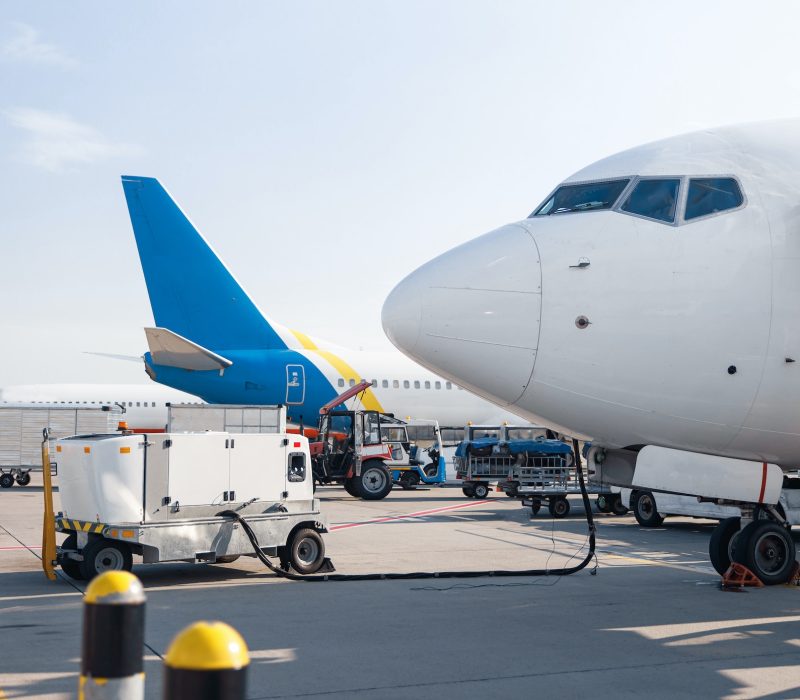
[330,499,494,531]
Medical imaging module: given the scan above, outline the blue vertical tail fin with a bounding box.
[122,176,286,351]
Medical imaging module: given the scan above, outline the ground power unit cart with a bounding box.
[55,406,331,580]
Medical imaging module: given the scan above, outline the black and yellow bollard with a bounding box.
[163,621,249,700]
[80,571,146,700]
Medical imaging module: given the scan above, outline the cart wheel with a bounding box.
[288,528,326,574]
[214,555,240,564]
[472,483,489,499]
[15,472,31,486]
[732,520,797,585]
[0,473,14,489]
[530,500,542,516]
[462,484,475,498]
[596,495,612,513]
[633,490,664,527]
[80,538,133,580]
[709,517,741,576]
[548,497,570,519]
[343,478,359,497]
[59,534,85,581]
[356,461,393,500]
[505,491,516,498]
[612,495,628,516]
[399,472,420,490]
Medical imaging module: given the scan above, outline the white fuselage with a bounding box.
[0,384,199,431]
[383,120,800,468]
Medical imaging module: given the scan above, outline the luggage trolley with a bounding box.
[455,425,548,499]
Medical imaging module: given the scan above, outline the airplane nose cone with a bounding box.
[382,223,541,406]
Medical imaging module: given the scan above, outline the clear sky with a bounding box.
[1,1,799,386]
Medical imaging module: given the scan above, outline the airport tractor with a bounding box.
[309,381,397,500]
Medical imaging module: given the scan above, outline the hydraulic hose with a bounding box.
[220,438,597,582]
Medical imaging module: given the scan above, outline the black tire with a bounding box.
[399,472,419,490]
[288,528,326,574]
[59,534,85,581]
[612,495,628,516]
[548,497,570,519]
[709,516,741,576]
[462,484,475,498]
[214,555,240,564]
[633,491,664,527]
[79,538,133,581]
[505,491,516,498]
[343,478,359,497]
[472,482,490,499]
[732,520,797,585]
[0,473,14,489]
[356,461,393,500]
[596,495,612,513]
[15,472,31,486]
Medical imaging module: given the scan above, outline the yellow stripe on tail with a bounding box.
[291,330,384,412]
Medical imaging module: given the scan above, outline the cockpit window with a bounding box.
[684,178,743,221]
[621,178,680,223]
[533,179,630,217]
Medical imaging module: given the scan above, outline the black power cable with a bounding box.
[220,438,597,582]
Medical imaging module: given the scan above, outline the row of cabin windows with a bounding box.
[336,378,460,390]
[5,400,162,407]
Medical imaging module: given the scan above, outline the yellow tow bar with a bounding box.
[41,429,56,581]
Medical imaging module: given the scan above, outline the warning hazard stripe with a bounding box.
[330,499,494,532]
[758,462,768,504]
[56,518,106,534]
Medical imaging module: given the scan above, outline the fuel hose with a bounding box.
[220,439,596,582]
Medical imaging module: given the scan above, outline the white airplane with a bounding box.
[119,176,525,429]
[383,119,800,584]
[0,384,198,431]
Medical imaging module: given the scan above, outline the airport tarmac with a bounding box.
[2,476,800,699]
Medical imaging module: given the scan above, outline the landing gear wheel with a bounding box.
[343,478,359,497]
[612,495,628,516]
[596,495,612,513]
[709,517,741,576]
[0,473,14,489]
[530,499,542,516]
[59,534,85,581]
[548,497,570,519]
[633,491,664,527]
[356,462,393,500]
[462,484,475,498]
[732,520,796,585]
[472,483,489,499]
[79,538,132,581]
[288,528,326,574]
[15,472,31,486]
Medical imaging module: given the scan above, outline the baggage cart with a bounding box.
[0,405,122,487]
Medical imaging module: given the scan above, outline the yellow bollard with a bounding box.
[80,571,146,700]
[41,429,56,581]
[163,621,249,700]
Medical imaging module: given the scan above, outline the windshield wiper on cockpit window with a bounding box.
[552,201,605,214]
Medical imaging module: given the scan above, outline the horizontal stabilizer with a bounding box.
[145,327,233,372]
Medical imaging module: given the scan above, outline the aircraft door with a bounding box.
[285,364,305,405]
